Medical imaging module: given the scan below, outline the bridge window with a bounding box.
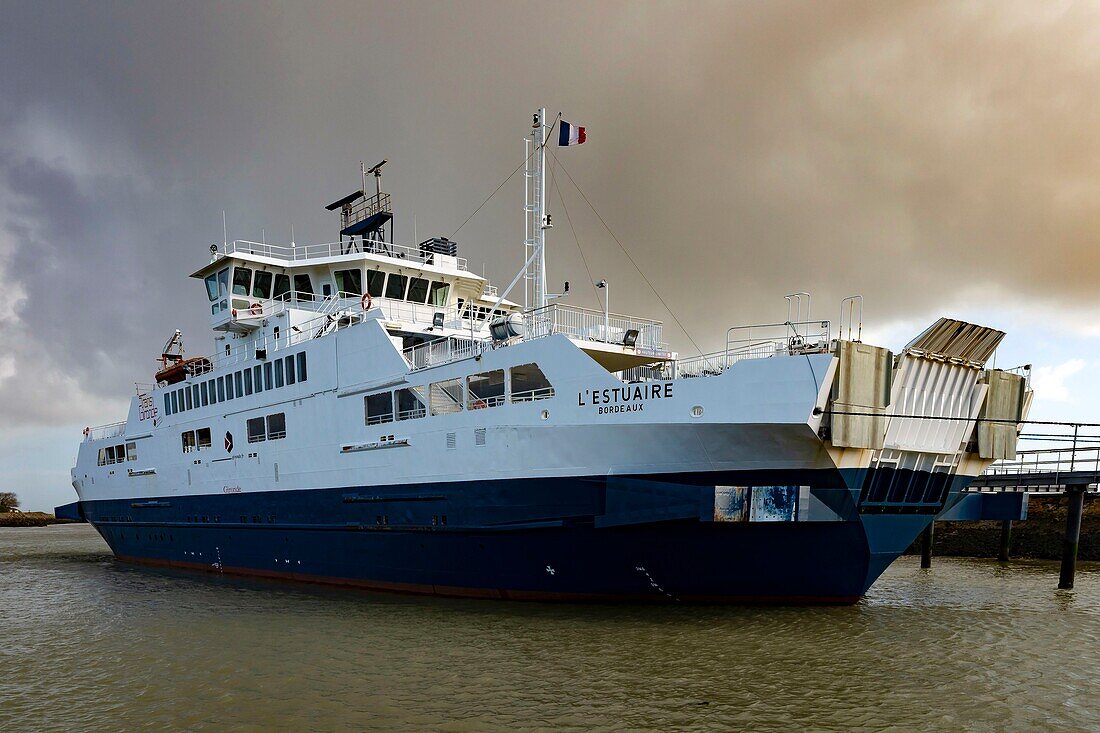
[232,267,252,296]
[204,274,218,301]
[185,388,193,410]
[429,281,449,307]
[284,356,295,385]
[253,365,263,393]
[274,359,284,388]
[208,380,217,404]
[296,352,307,382]
[264,362,273,390]
[200,383,209,407]
[247,417,266,443]
[366,269,386,298]
[334,268,362,297]
[365,392,394,425]
[170,391,179,414]
[235,371,244,396]
[407,277,429,304]
[217,377,225,402]
[273,273,291,301]
[468,370,505,409]
[225,374,235,400]
[243,368,253,395]
[217,268,229,312]
[293,274,314,301]
[430,378,464,416]
[396,387,426,420]
[252,270,273,299]
[511,364,554,402]
[385,273,408,300]
[267,412,286,440]
[192,385,199,409]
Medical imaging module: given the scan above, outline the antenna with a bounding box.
[290,224,295,246]
[222,210,227,248]
[367,159,388,196]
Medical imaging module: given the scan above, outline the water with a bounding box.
[2,525,1098,732]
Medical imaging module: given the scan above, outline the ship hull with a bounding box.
[76,471,950,604]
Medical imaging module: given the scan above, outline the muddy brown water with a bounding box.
[2,524,1098,732]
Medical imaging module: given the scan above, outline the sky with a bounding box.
[2,1,1100,511]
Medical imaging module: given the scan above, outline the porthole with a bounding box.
[691,405,704,418]
[540,409,550,420]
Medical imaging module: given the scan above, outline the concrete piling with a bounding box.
[1058,485,1087,590]
[920,521,934,569]
[998,520,1012,562]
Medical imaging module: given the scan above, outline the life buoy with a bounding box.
[361,292,372,311]
[249,302,263,316]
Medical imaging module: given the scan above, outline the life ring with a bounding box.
[361,292,372,311]
[249,302,263,316]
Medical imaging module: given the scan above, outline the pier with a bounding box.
[929,426,1100,589]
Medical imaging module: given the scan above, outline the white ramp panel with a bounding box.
[884,356,986,454]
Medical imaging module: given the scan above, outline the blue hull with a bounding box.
[71,470,960,603]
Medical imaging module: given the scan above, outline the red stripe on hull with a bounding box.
[114,553,859,605]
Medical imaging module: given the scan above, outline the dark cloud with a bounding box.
[1,0,1099,430]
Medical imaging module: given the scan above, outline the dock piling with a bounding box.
[1058,484,1086,590]
[920,521,934,569]
[998,520,1012,562]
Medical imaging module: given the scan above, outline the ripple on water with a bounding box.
[2,525,1099,732]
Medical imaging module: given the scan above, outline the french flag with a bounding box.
[558,120,586,146]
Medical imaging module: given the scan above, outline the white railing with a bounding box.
[524,304,667,354]
[402,336,488,370]
[84,422,126,442]
[673,320,832,379]
[222,239,468,271]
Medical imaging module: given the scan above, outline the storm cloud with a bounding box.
[3,0,1100,434]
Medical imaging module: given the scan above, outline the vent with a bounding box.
[446,432,456,450]
[474,427,487,446]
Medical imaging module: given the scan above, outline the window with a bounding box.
[430,378,464,415]
[366,270,386,298]
[296,352,307,382]
[429,281,450,307]
[273,273,291,301]
[274,359,284,388]
[204,273,219,301]
[244,368,253,395]
[334,268,362,296]
[217,268,229,312]
[385,273,408,300]
[114,445,124,463]
[253,365,263,393]
[234,371,243,397]
[197,427,212,449]
[252,270,273,299]
[217,377,226,402]
[182,431,197,453]
[511,363,554,402]
[185,388,193,411]
[407,277,429,304]
[284,356,295,385]
[164,392,171,416]
[264,362,274,390]
[170,391,179,414]
[294,274,314,301]
[192,385,199,409]
[365,392,394,424]
[468,370,506,409]
[98,448,106,466]
[232,267,252,296]
[247,417,266,443]
[225,375,235,400]
[396,386,427,420]
[201,383,209,407]
[267,412,286,440]
[126,442,137,461]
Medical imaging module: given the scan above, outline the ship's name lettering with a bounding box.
[138,393,158,422]
[223,485,243,494]
[578,383,672,409]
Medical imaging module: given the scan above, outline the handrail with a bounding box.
[222,239,469,272]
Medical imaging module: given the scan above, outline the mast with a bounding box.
[525,108,552,311]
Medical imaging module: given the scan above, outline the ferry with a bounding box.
[57,109,1033,602]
